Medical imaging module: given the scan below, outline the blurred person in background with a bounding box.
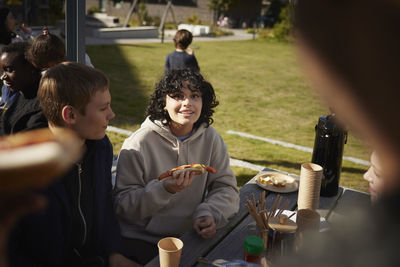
[26,28,66,72]
[164,29,199,74]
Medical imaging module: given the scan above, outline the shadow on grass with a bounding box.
[236,173,256,188]
[238,158,366,175]
[120,44,158,49]
[240,158,300,171]
[341,166,366,174]
[86,45,149,126]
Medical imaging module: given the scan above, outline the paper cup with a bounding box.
[296,209,320,232]
[158,237,183,267]
[297,163,323,210]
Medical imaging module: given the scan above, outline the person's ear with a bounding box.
[61,105,77,125]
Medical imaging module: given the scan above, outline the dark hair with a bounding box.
[26,32,66,70]
[38,62,109,127]
[0,7,14,45]
[1,42,31,64]
[173,29,193,50]
[146,69,219,129]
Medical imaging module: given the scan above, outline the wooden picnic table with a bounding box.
[145,168,370,267]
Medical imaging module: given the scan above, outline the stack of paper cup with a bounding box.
[297,163,323,211]
[296,209,321,232]
[158,237,183,267]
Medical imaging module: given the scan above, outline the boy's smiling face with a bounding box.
[71,89,115,140]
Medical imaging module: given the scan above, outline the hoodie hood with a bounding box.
[141,116,208,145]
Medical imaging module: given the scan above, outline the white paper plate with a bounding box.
[255,171,299,193]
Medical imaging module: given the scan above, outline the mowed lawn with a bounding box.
[87,40,370,192]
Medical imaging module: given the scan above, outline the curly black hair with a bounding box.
[146,69,219,129]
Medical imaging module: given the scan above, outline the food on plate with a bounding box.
[158,163,217,180]
[258,175,289,187]
[0,128,83,193]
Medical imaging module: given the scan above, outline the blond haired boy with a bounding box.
[8,62,139,267]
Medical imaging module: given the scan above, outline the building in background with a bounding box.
[87,0,271,28]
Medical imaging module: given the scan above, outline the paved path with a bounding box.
[86,29,256,45]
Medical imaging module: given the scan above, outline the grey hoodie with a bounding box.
[113,117,239,243]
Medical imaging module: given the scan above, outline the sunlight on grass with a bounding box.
[89,40,369,192]
[231,167,259,188]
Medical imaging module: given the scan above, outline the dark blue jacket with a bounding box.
[0,83,47,136]
[8,136,122,267]
[164,50,200,74]
[0,84,18,107]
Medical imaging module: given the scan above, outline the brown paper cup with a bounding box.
[296,209,320,232]
[297,163,323,210]
[158,237,183,267]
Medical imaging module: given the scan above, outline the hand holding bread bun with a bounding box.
[158,163,217,180]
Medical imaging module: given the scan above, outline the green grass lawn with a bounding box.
[87,39,370,192]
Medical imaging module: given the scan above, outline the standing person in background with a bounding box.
[0,7,32,49]
[164,29,199,74]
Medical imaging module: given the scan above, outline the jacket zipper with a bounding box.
[76,163,87,246]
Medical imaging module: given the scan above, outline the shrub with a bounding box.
[272,5,292,41]
[257,5,293,42]
[88,6,101,15]
[210,26,233,37]
[186,14,202,25]
[164,23,177,30]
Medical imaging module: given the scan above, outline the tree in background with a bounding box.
[208,0,238,25]
[265,0,284,25]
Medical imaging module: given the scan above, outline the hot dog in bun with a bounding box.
[158,164,217,180]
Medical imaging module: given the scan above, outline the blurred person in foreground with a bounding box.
[364,151,384,203]
[8,62,139,267]
[0,194,46,267]
[281,0,400,266]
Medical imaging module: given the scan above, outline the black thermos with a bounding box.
[311,114,347,197]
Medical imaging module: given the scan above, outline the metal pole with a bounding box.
[66,0,86,64]
[123,0,139,28]
[159,0,173,43]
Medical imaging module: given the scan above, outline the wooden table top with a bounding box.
[146,168,370,267]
